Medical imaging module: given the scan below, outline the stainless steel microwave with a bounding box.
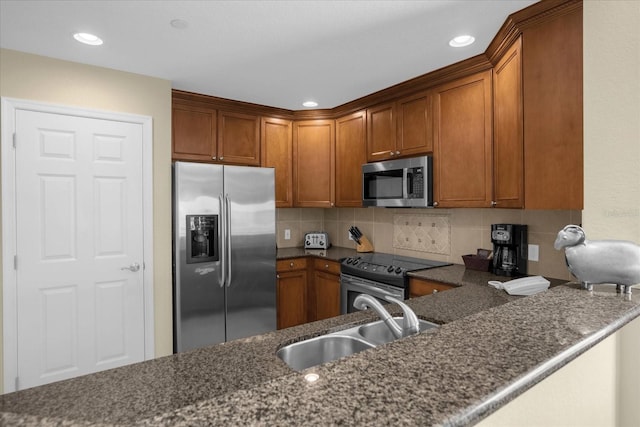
[362,155,433,207]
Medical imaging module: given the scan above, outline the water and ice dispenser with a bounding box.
[186,215,218,264]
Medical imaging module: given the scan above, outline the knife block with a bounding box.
[356,235,374,253]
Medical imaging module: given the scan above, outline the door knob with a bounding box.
[121,262,140,272]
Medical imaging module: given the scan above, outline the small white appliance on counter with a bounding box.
[304,232,330,249]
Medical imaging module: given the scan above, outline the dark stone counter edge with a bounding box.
[450,296,640,426]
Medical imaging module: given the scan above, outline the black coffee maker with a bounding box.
[491,224,528,277]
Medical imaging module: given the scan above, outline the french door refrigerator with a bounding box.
[172,161,276,353]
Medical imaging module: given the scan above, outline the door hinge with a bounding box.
[13,133,17,148]
[14,255,18,270]
[15,376,19,391]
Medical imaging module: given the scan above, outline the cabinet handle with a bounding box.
[212,156,217,160]
[389,151,395,156]
[491,201,497,207]
[325,264,329,268]
[395,151,400,155]
[289,262,294,267]
[219,156,224,161]
[276,274,280,279]
[433,201,439,207]
[432,289,439,294]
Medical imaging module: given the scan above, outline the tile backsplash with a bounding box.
[276,207,582,281]
[393,213,451,255]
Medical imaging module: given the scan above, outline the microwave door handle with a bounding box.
[403,169,409,199]
[404,169,414,198]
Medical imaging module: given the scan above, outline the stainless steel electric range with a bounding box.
[340,252,451,314]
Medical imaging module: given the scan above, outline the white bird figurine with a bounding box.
[554,225,640,294]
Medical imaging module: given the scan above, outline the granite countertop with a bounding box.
[3,251,640,426]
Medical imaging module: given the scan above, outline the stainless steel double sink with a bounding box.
[277,317,438,371]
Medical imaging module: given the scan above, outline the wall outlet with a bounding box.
[528,244,539,262]
[284,229,291,240]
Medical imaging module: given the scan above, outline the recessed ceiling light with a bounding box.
[302,101,318,108]
[449,35,475,48]
[73,32,103,46]
[170,19,189,29]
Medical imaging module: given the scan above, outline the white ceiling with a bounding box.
[0,0,537,110]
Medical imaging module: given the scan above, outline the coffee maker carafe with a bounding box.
[491,224,528,277]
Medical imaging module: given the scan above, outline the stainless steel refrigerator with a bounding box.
[172,161,276,353]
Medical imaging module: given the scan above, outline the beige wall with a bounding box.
[583,1,640,425]
[278,207,580,281]
[0,48,174,393]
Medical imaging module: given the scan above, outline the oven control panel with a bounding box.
[343,257,406,275]
[341,254,452,288]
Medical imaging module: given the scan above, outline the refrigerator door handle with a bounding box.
[225,194,233,287]
[218,194,226,288]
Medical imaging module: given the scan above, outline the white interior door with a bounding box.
[13,109,146,390]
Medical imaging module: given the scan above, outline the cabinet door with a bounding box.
[409,278,454,298]
[172,103,217,162]
[396,91,433,156]
[217,111,261,166]
[276,269,308,329]
[293,120,335,207]
[261,117,293,207]
[523,7,583,209]
[335,111,366,207]
[366,102,396,162]
[433,70,493,208]
[493,37,524,208]
[313,269,341,321]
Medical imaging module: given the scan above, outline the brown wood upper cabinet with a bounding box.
[522,6,583,209]
[261,117,293,207]
[493,37,524,208]
[433,70,493,208]
[172,103,217,162]
[217,111,261,166]
[335,111,366,207]
[366,91,433,162]
[292,120,335,207]
[172,98,260,166]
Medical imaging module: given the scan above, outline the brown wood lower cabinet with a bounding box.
[311,259,341,321]
[409,278,454,298]
[276,257,342,329]
[276,258,308,329]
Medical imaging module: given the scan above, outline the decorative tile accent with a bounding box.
[393,213,451,255]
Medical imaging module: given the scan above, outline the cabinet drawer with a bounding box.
[277,258,307,272]
[409,278,454,298]
[313,258,340,275]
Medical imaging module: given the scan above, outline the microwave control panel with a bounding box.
[408,167,424,198]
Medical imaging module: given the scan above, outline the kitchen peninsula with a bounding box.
[2,254,639,426]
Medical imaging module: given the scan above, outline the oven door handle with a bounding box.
[347,280,399,298]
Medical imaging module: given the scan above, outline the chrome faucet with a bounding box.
[353,294,420,339]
